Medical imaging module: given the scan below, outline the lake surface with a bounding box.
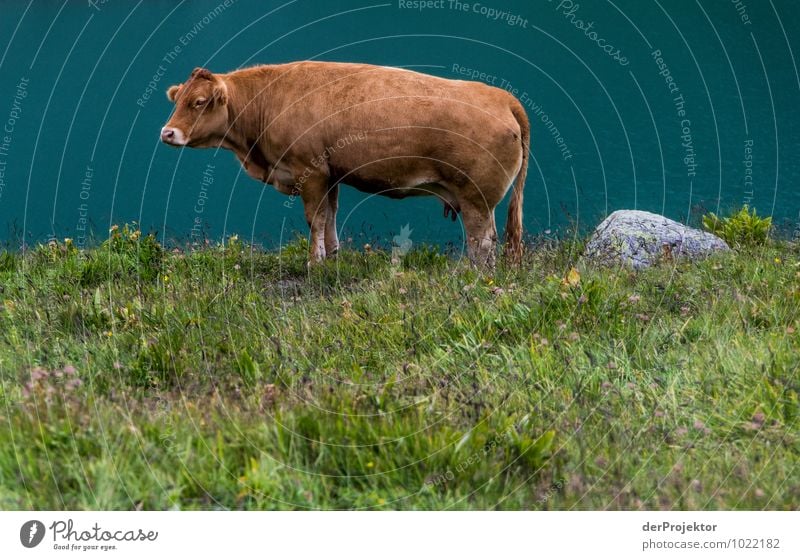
[0,0,798,250]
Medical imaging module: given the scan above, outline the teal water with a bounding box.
[0,0,798,249]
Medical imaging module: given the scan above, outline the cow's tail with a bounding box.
[504,100,529,265]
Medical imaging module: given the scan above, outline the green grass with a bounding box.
[0,227,798,510]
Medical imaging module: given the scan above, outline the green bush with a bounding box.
[80,224,164,286]
[702,205,771,248]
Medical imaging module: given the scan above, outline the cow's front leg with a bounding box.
[325,183,340,257]
[300,175,330,265]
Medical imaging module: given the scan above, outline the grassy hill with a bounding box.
[0,226,797,509]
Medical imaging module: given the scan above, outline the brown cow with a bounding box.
[160,61,529,267]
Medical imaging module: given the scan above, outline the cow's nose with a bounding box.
[160,127,175,142]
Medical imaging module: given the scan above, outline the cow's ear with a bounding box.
[166,84,182,102]
[211,80,228,106]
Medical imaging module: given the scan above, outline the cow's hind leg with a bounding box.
[460,201,498,269]
[325,183,340,257]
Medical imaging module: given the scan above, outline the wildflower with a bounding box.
[29,367,48,382]
[261,384,277,407]
[564,267,580,287]
[366,461,374,468]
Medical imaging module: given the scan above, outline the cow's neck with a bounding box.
[218,106,250,154]
[222,71,274,161]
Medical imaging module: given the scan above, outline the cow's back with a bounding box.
[265,62,517,142]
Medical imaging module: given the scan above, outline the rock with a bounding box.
[583,210,729,270]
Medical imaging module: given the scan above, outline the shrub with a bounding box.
[81,224,164,286]
[702,205,771,248]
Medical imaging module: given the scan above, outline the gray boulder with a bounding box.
[583,210,729,270]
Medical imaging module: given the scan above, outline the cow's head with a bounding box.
[161,68,228,147]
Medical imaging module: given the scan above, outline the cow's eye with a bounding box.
[194,98,207,108]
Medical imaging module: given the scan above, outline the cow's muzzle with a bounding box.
[160,126,187,146]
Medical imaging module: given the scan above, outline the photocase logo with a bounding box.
[20,520,45,548]
[391,224,413,265]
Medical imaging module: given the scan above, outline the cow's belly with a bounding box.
[346,175,458,209]
[347,178,436,198]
